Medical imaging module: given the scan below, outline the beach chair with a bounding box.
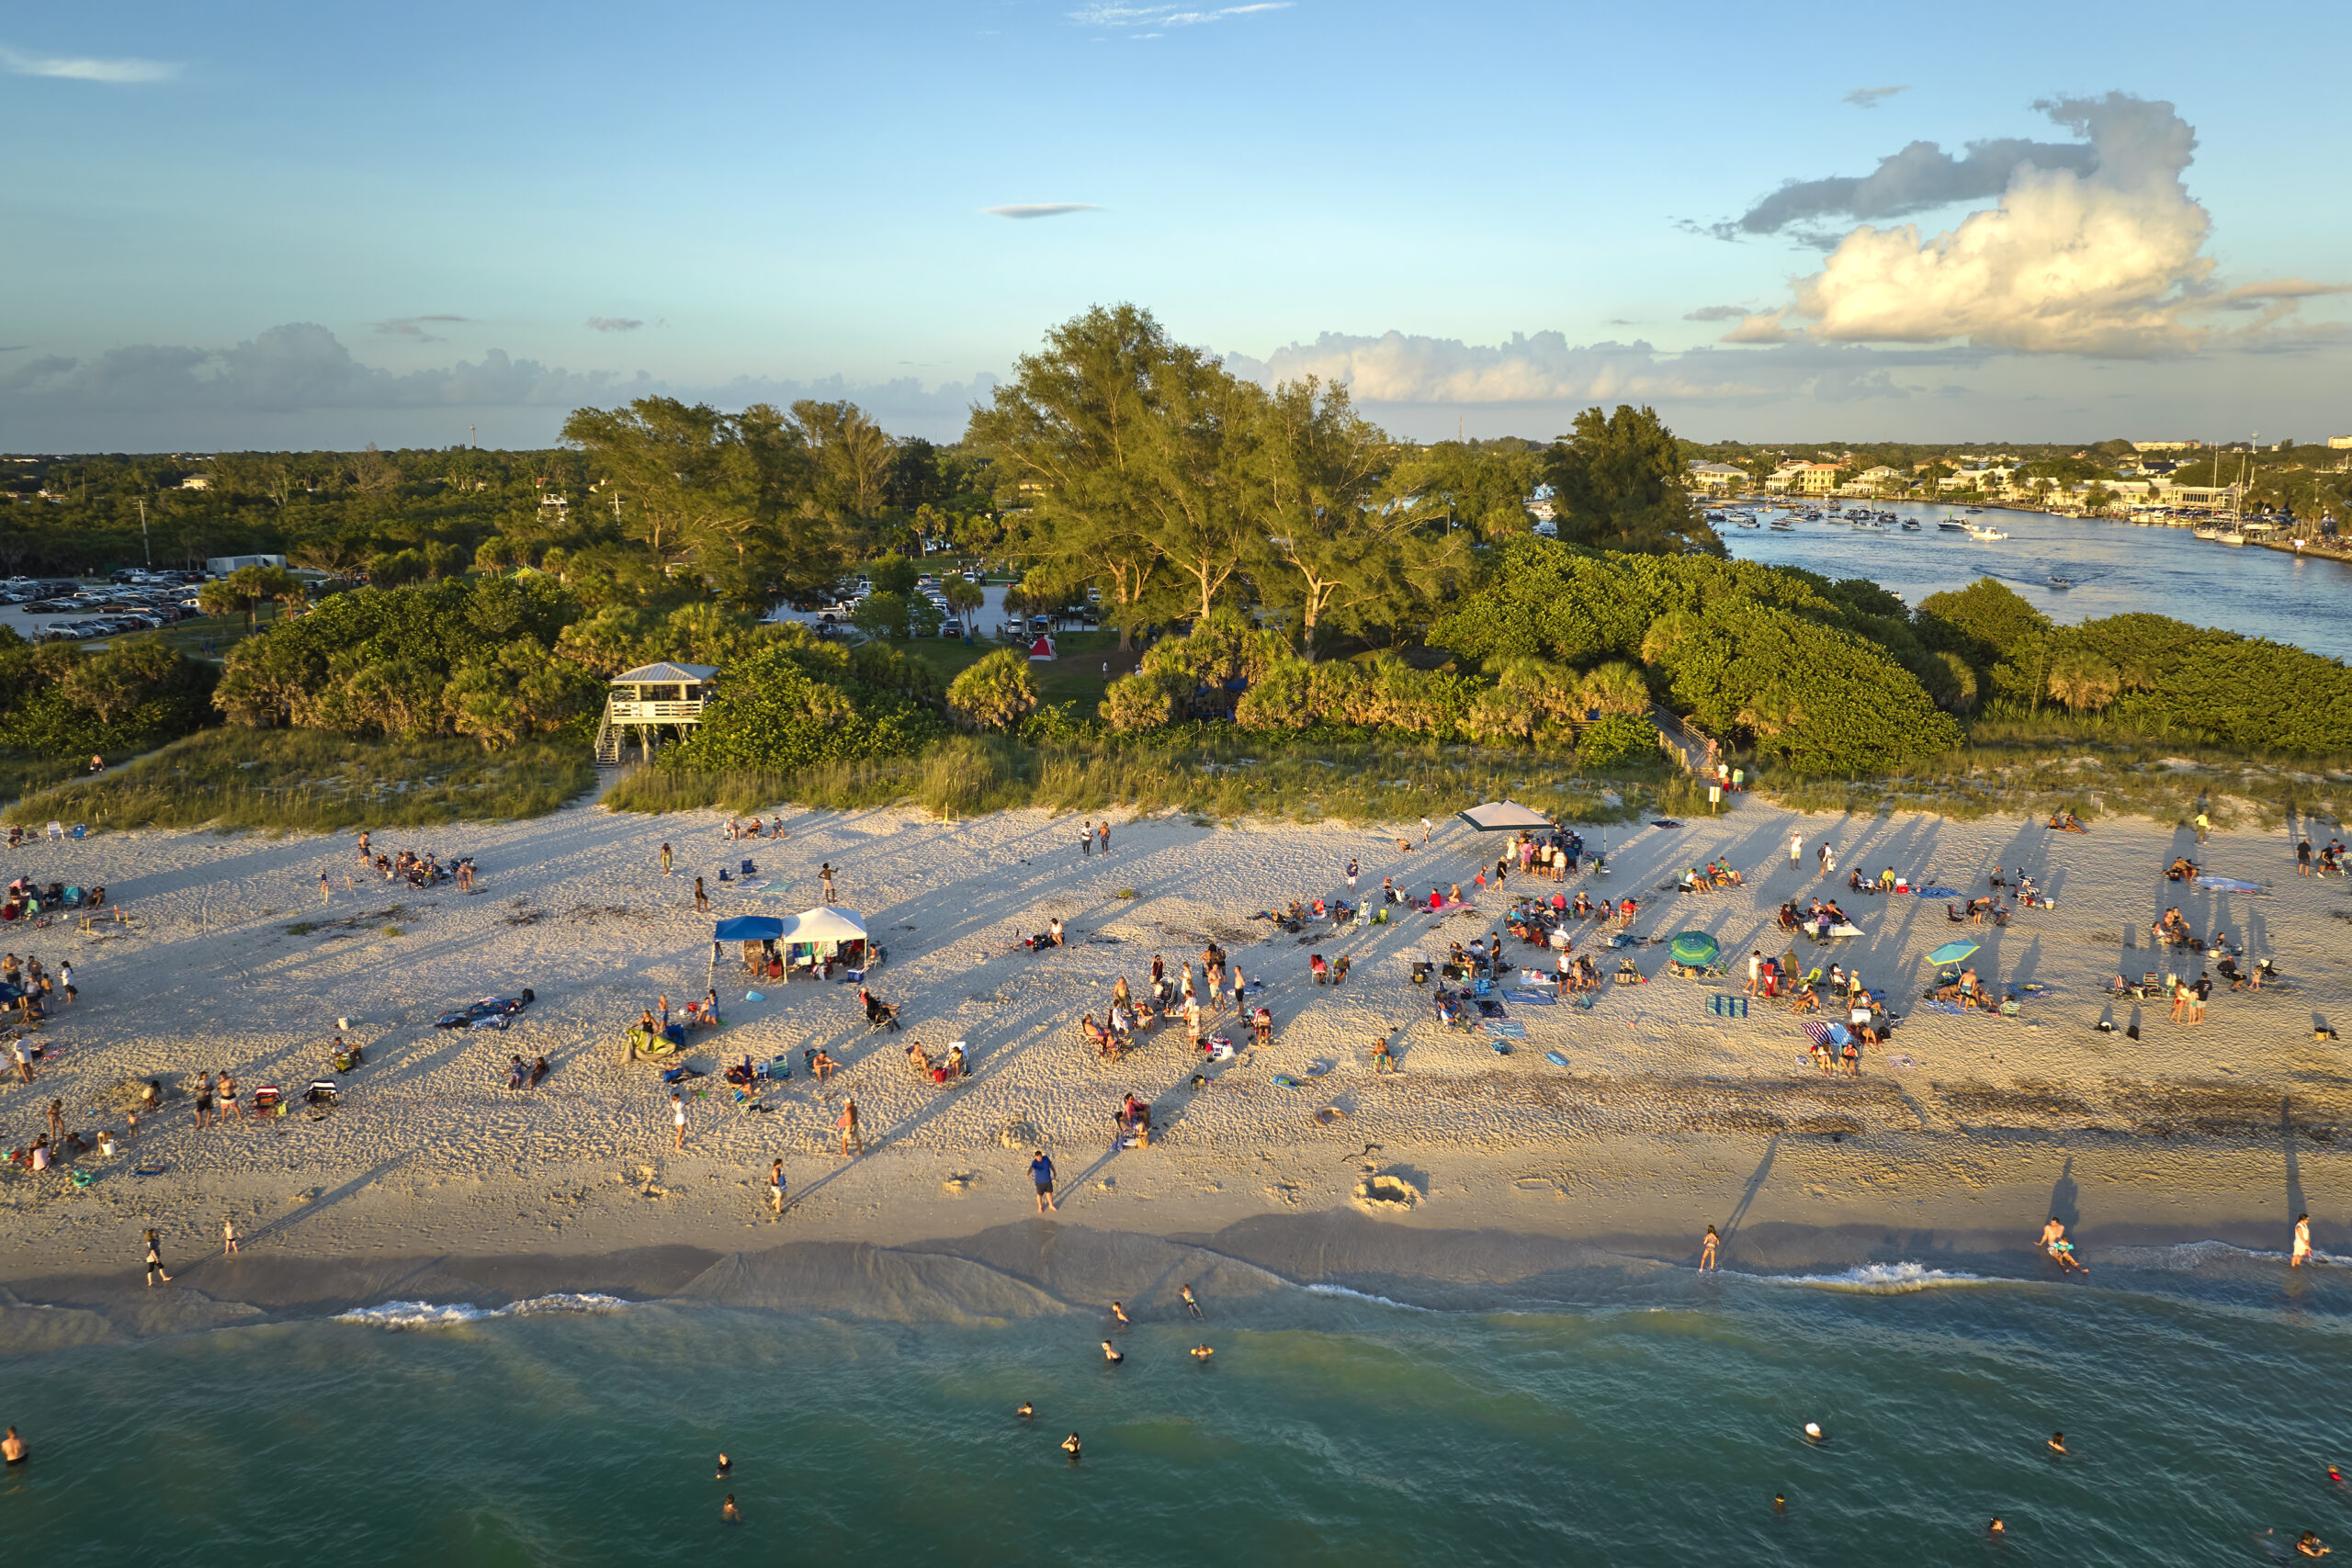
[2133,971,2158,999]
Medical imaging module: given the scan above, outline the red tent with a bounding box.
[1027,635,1057,661]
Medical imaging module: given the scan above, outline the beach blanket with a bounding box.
[1475,998,1508,1018]
[1480,1019,1527,1040]
[2193,875,2265,894]
[1506,989,1557,1006]
[1915,886,1960,898]
[1808,923,1864,941]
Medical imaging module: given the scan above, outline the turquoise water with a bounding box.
[7,1249,2352,1565]
[1720,502,2352,663]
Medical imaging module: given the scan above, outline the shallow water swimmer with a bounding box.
[1016,1402,1034,1420]
[1112,1301,1130,1326]
[1101,1340,1124,1365]
[715,1453,730,1479]
[1191,1344,1214,1361]
[1988,1517,2005,1539]
[1062,1432,1082,1460]
[1771,1494,1785,1512]
[721,1495,741,1524]
[2048,1432,2066,1456]
[1803,1422,1824,1443]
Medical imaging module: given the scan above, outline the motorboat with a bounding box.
[2219,532,2247,546]
[1899,519,1922,531]
[2047,574,2074,589]
[1735,518,1759,528]
[2192,526,2220,541]
[1938,519,1969,532]
[1768,520,1795,532]
[1969,525,2007,540]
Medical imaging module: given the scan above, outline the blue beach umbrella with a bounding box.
[1668,931,1721,966]
[1928,940,1980,965]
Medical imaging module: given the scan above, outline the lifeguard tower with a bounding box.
[594,661,718,765]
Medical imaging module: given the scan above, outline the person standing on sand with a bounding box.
[1790,830,1804,869]
[662,842,673,876]
[2301,837,2314,875]
[820,864,836,905]
[143,1229,172,1287]
[671,1090,687,1150]
[2196,811,2211,844]
[1745,951,1762,997]
[1098,821,1110,857]
[768,1159,786,1217]
[1080,820,1093,860]
[1346,859,1359,893]
[838,1099,863,1156]
[695,876,708,913]
[318,871,331,904]
[1420,817,1431,849]
[2293,1213,2312,1267]
[221,1216,239,1257]
[1701,1224,1720,1270]
[1031,1148,1057,1213]
[1182,1283,1202,1318]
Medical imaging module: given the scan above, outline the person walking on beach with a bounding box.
[1745,950,1762,997]
[767,1159,786,1217]
[1098,821,1110,857]
[2301,837,2314,875]
[1182,1283,1202,1318]
[695,876,708,913]
[661,842,673,876]
[1789,830,1804,869]
[195,1073,214,1131]
[671,1090,687,1150]
[1031,1148,1057,1213]
[2293,1213,2313,1268]
[1346,859,1359,893]
[13,1036,32,1083]
[221,1216,240,1257]
[838,1099,863,1156]
[1420,816,1431,849]
[820,864,836,905]
[2196,811,2211,844]
[143,1229,173,1287]
[357,830,370,863]
[1700,1224,1720,1270]
[1080,820,1093,860]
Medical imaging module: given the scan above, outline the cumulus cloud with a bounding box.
[1843,85,1905,109]
[1782,93,2219,355]
[0,323,1001,447]
[1219,329,1956,411]
[1681,305,1749,322]
[1724,132,2096,240]
[0,44,178,84]
[1069,2,1289,26]
[586,316,644,333]
[983,203,1102,220]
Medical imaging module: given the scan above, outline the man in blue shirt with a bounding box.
[1030,1149,1057,1213]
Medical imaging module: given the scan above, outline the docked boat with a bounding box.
[2192,526,2220,541]
[2220,532,2247,546]
[1768,520,1794,532]
[1969,525,2007,540]
[1735,518,1759,528]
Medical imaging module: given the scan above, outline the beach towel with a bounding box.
[1506,989,1557,1006]
[1481,1019,1527,1040]
[2193,875,2264,894]
[1272,1074,1303,1088]
[1915,886,1960,898]
[1475,998,1508,1018]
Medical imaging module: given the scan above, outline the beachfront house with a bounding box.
[595,661,718,765]
[1690,462,1747,494]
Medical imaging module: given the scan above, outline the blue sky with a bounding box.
[4,0,2346,449]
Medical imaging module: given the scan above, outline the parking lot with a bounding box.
[0,573,210,647]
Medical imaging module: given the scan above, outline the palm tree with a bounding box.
[1575,660,1650,718]
[2047,650,2120,716]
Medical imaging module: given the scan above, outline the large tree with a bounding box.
[1544,404,1723,556]
[1244,377,1461,660]
[966,304,1181,649]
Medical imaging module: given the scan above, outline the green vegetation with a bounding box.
[0,627,219,773]
[12,730,594,831]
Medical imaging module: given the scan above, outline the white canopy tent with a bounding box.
[780,907,868,944]
[1455,800,1555,833]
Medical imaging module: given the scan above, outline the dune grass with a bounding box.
[604,732,1666,828]
[0,754,89,807]
[10,728,597,833]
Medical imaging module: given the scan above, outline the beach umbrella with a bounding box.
[1668,930,1720,966]
[1928,940,1979,965]
[1456,800,1555,833]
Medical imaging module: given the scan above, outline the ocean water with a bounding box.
[1719,502,2352,663]
[7,1248,2352,1566]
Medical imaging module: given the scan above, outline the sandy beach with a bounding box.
[4,787,2347,1341]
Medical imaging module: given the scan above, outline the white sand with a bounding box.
[4,788,2348,1312]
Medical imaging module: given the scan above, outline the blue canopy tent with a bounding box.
[711,915,788,986]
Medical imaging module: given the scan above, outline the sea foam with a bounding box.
[1736,1262,1999,1293]
[334,1293,632,1328]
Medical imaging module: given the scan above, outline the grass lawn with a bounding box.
[12,728,597,832]
[876,627,1141,715]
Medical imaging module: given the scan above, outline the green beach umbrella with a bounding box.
[1668,931,1721,965]
[1928,940,1979,965]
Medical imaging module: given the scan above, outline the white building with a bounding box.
[205,553,287,576]
[1690,462,1747,493]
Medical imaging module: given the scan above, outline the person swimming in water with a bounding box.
[1803,1422,1825,1443]
[715,1453,731,1479]
[2329,1464,2346,1486]
[1771,1495,1785,1512]
[1062,1432,1082,1459]
[1016,1402,1034,1420]
[1112,1301,1130,1326]
[2047,1432,2066,1456]
[2299,1531,2331,1558]
[1988,1518,2005,1539]
[720,1495,741,1523]
[1101,1340,1124,1364]
[2,1426,24,1465]
[1191,1344,1213,1360]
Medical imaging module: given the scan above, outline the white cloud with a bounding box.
[1681,304,1750,322]
[1786,93,2225,355]
[983,203,1102,220]
[1068,2,1290,26]
[1843,85,1905,109]
[586,316,644,333]
[0,44,178,84]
